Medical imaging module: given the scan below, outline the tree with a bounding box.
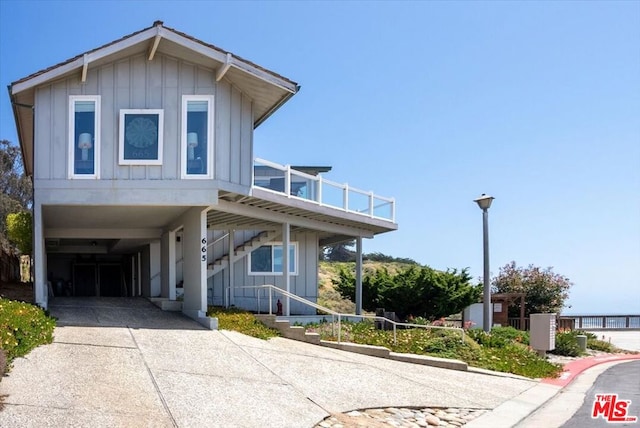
[7,211,32,256]
[321,241,356,262]
[491,261,572,317]
[0,140,32,237]
[363,252,419,265]
[333,265,482,321]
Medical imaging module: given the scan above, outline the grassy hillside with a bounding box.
[317,260,415,313]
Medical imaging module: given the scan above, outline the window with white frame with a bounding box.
[69,95,100,178]
[182,95,214,178]
[119,109,164,165]
[249,242,297,275]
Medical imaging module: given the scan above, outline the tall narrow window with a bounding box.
[69,95,100,178]
[182,95,214,178]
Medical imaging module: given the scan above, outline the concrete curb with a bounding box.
[319,340,469,371]
[466,356,640,427]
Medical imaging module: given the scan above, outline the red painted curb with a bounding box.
[543,354,640,387]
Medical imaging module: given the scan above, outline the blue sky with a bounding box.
[1,1,638,314]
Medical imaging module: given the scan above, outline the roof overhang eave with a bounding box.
[10,25,298,99]
[8,86,33,177]
[254,86,300,128]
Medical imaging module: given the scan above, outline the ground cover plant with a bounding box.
[207,306,280,340]
[0,298,55,373]
[306,321,562,379]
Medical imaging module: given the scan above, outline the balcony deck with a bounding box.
[252,158,395,223]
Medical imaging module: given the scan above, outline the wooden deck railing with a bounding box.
[509,315,640,331]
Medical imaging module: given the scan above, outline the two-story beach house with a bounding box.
[9,21,397,328]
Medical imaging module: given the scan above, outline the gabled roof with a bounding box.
[9,21,300,176]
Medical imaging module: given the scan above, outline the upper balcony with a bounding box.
[253,158,395,223]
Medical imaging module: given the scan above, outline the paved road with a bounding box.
[561,360,640,428]
[0,298,538,428]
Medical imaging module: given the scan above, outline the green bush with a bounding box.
[0,298,55,367]
[551,330,584,357]
[490,326,530,345]
[334,266,481,321]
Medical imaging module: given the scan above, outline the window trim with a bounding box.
[68,95,101,179]
[118,109,164,166]
[248,242,298,276]
[181,95,214,179]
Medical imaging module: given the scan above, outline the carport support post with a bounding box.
[33,201,47,308]
[355,237,363,315]
[161,230,176,300]
[282,222,290,316]
[228,229,235,308]
[181,207,208,320]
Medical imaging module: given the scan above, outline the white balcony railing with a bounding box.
[253,158,395,222]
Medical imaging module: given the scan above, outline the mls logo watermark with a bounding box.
[592,394,638,423]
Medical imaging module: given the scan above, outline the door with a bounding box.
[99,264,123,297]
[73,264,97,296]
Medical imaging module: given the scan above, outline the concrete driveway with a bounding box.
[0,298,537,427]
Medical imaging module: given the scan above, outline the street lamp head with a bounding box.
[474,193,495,211]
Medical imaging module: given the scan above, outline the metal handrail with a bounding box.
[208,233,230,249]
[230,284,465,344]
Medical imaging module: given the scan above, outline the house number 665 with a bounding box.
[201,238,207,262]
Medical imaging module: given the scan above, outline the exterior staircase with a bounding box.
[254,314,321,345]
[207,230,280,278]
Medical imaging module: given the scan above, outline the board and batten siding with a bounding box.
[208,230,319,315]
[34,52,253,188]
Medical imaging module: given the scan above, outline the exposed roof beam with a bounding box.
[44,228,163,239]
[81,54,89,83]
[148,28,162,61]
[215,53,233,82]
[213,200,373,238]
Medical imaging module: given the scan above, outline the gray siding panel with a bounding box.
[33,52,252,195]
[52,81,68,180]
[230,87,241,184]
[35,87,51,180]
[219,231,319,315]
[216,81,231,182]
[240,94,253,187]
[101,65,116,179]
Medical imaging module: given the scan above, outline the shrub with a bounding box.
[0,298,55,368]
[490,326,530,345]
[551,330,584,357]
[334,265,481,321]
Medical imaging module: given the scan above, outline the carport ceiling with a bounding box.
[43,206,191,229]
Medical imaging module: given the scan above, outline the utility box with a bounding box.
[463,303,492,330]
[530,313,556,356]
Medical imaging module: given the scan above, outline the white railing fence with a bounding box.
[253,158,395,223]
[228,284,465,344]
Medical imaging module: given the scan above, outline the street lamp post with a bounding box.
[474,193,494,332]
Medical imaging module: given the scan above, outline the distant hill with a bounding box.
[317,260,415,313]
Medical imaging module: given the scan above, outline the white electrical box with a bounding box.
[463,303,492,330]
[530,313,556,351]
